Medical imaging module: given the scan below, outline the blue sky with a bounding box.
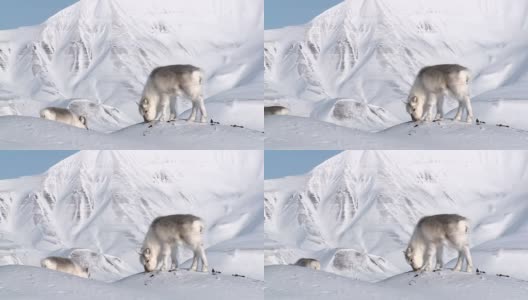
[265,0,343,29]
[0,151,78,179]
[265,151,342,179]
[0,0,77,30]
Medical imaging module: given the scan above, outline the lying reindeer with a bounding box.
[264,106,289,116]
[41,256,89,278]
[40,107,88,129]
[294,258,321,270]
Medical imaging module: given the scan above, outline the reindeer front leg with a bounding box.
[170,246,179,270]
[197,96,207,123]
[454,101,463,121]
[169,97,178,121]
[435,94,445,121]
[419,244,436,272]
[463,96,474,123]
[158,244,171,271]
[435,245,444,270]
[190,249,199,271]
[159,94,170,122]
[421,93,437,122]
[463,245,474,273]
[453,250,464,271]
[198,244,208,272]
[187,102,198,123]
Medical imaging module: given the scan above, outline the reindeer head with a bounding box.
[404,247,423,271]
[79,116,88,130]
[139,248,156,272]
[405,95,425,122]
[138,97,156,122]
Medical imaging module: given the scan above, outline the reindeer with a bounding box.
[138,65,207,123]
[264,106,289,116]
[404,214,474,273]
[294,258,321,270]
[41,256,89,278]
[40,107,87,129]
[139,214,208,273]
[405,64,474,123]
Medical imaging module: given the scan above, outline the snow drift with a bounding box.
[265,116,528,149]
[265,265,528,300]
[0,265,264,300]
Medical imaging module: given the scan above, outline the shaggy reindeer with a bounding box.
[41,256,89,278]
[40,107,88,129]
[264,106,289,116]
[294,258,321,270]
[138,65,207,123]
[404,214,474,273]
[139,214,208,273]
[405,64,474,123]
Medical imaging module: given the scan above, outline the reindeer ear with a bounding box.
[143,248,151,257]
[409,96,419,108]
[143,98,149,105]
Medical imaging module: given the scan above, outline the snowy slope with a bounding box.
[0,150,264,281]
[265,265,528,300]
[0,265,264,300]
[0,116,263,150]
[265,151,528,281]
[265,0,528,146]
[0,0,263,147]
[265,116,528,150]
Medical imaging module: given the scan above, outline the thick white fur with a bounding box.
[404,214,473,273]
[41,256,89,278]
[138,65,206,123]
[294,258,321,270]
[40,107,87,129]
[264,106,289,116]
[140,214,208,273]
[406,64,473,123]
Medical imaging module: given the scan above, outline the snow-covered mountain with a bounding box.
[0,150,264,281]
[265,0,528,131]
[0,0,263,132]
[265,151,528,281]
